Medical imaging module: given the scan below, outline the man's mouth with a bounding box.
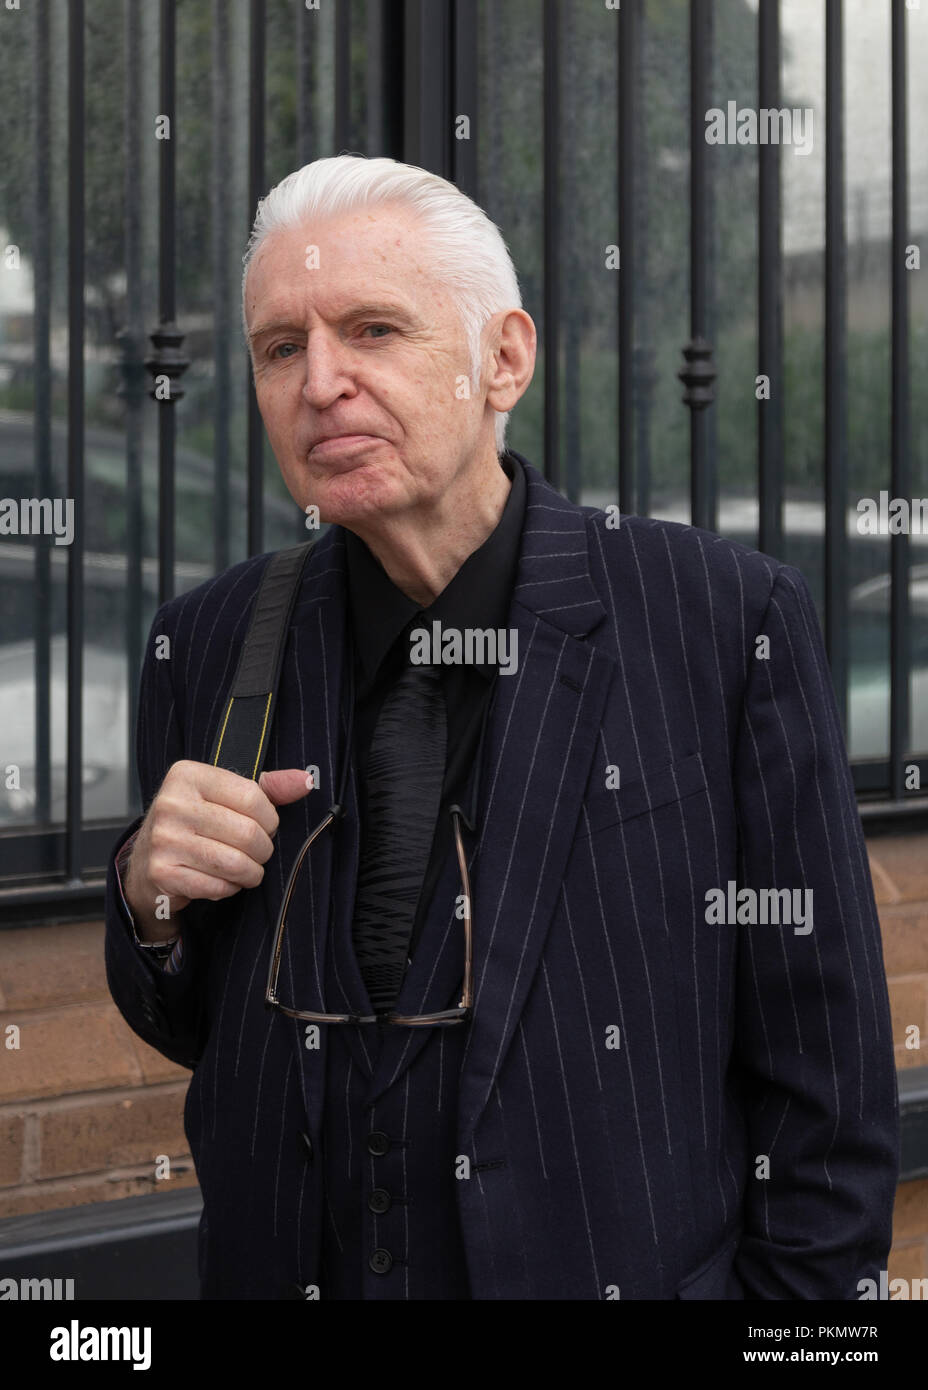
[309,434,385,462]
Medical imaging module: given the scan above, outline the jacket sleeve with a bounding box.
[104,601,217,1071]
[730,562,900,1299]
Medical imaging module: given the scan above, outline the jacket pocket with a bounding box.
[578,750,708,838]
[676,1229,744,1300]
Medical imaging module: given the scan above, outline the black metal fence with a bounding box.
[0,0,926,918]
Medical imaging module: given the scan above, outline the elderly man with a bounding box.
[105,154,898,1301]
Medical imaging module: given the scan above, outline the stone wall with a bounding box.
[1,830,926,1286]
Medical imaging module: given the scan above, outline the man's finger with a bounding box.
[258,767,317,807]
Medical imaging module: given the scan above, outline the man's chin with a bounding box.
[308,471,407,530]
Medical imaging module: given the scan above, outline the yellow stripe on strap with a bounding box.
[250,692,273,780]
[212,696,235,765]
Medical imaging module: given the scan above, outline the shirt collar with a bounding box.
[345,450,525,685]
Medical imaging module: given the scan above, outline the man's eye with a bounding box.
[363,324,392,338]
[270,342,300,360]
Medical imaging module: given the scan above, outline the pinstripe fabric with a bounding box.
[104,451,898,1300]
[319,896,472,1297]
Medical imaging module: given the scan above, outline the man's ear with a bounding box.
[484,309,536,416]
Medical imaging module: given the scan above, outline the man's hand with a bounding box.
[123,761,313,942]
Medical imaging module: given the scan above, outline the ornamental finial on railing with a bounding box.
[677,336,716,411]
[144,321,189,402]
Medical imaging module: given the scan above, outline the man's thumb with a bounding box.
[259,767,316,807]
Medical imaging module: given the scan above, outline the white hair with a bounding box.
[242,154,523,455]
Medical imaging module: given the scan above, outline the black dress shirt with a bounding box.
[344,449,525,964]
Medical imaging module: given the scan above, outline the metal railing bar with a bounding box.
[563,8,580,505]
[247,0,266,557]
[617,0,634,514]
[686,0,715,532]
[542,0,560,490]
[65,0,85,885]
[335,0,351,152]
[364,0,381,157]
[404,0,452,177]
[757,0,783,557]
[634,10,653,521]
[33,0,52,828]
[452,0,477,201]
[298,0,316,165]
[824,0,849,736]
[124,0,145,812]
[212,0,231,574]
[155,0,177,606]
[889,0,911,802]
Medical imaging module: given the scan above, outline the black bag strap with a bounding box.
[209,540,316,780]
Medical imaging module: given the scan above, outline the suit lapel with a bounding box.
[453,462,616,1144]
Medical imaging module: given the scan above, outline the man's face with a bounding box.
[245,202,495,528]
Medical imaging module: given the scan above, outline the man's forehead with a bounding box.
[252,205,427,275]
[246,215,439,319]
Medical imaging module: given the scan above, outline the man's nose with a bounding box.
[300,331,356,409]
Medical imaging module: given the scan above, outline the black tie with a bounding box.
[351,660,447,1013]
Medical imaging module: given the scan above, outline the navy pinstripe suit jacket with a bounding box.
[104,451,899,1299]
